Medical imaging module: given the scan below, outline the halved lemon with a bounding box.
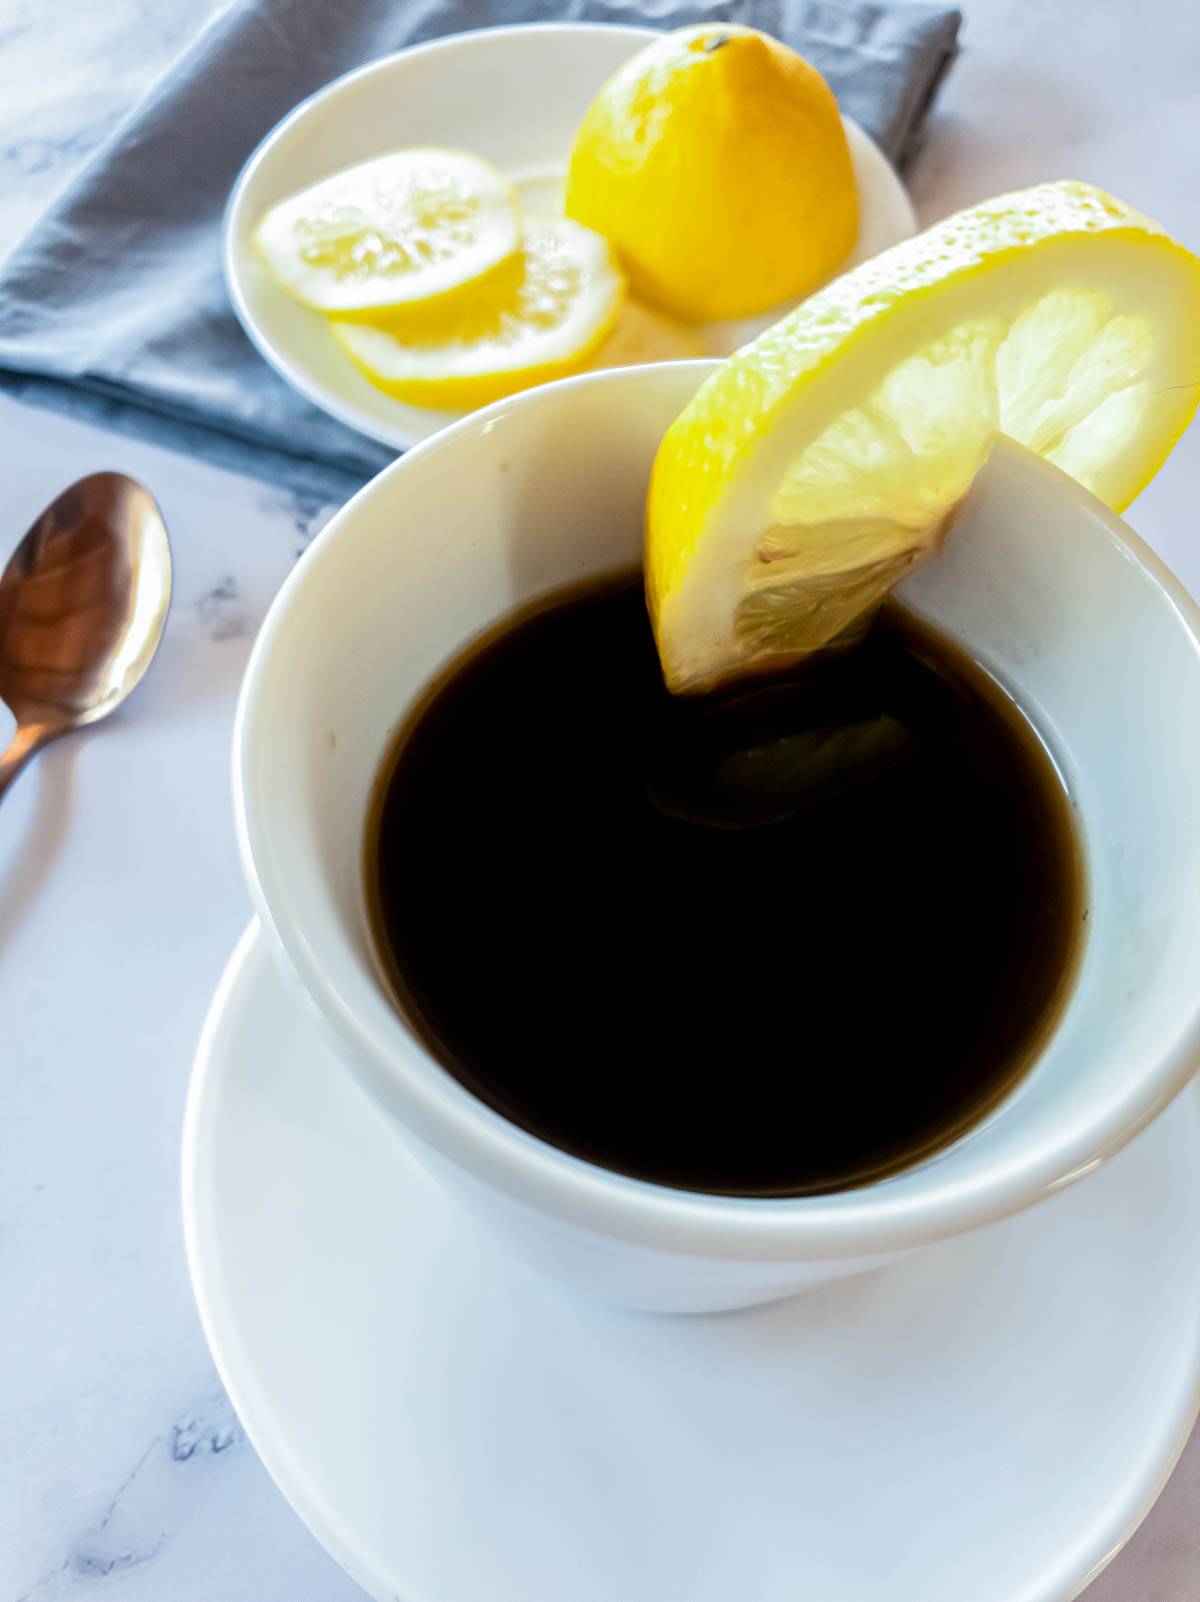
[330,217,626,409]
[646,180,1200,693]
[565,24,857,322]
[254,148,520,318]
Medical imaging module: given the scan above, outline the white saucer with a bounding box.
[183,922,1200,1602]
[223,24,916,451]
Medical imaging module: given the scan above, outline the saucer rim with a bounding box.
[182,918,1200,1602]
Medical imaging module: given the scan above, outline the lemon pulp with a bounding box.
[255,148,520,318]
[330,217,625,410]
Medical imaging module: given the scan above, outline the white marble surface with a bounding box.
[2,1,1200,1598]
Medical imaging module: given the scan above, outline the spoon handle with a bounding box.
[0,723,60,803]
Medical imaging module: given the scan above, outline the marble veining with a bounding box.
[3,1,1200,1599]
[45,1390,241,1595]
[254,485,340,562]
[195,575,247,641]
[0,0,212,262]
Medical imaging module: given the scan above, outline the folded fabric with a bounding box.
[0,0,960,505]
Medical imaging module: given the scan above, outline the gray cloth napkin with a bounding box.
[0,0,960,504]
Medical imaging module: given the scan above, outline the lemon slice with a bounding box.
[647,180,1200,693]
[331,217,626,409]
[254,148,520,318]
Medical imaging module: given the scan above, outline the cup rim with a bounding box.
[235,361,1200,1262]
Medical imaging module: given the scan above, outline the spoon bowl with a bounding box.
[0,472,171,800]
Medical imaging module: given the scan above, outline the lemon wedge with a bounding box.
[330,217,626,409]
[255,148,520,318]
[646,181,1200,693]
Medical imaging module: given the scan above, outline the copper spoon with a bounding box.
[0,473,171,802]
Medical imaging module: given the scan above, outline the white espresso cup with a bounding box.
[235,362,1200,1313]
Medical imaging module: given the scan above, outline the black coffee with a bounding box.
[366,571,1083,1197]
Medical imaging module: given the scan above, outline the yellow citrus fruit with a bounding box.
[564,24,857,323]
[255,148,520,318]
[330,217,625,409]
[646,180,1200,694]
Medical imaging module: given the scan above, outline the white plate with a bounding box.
[223,23,917,451]
[184,922,1200,1602]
